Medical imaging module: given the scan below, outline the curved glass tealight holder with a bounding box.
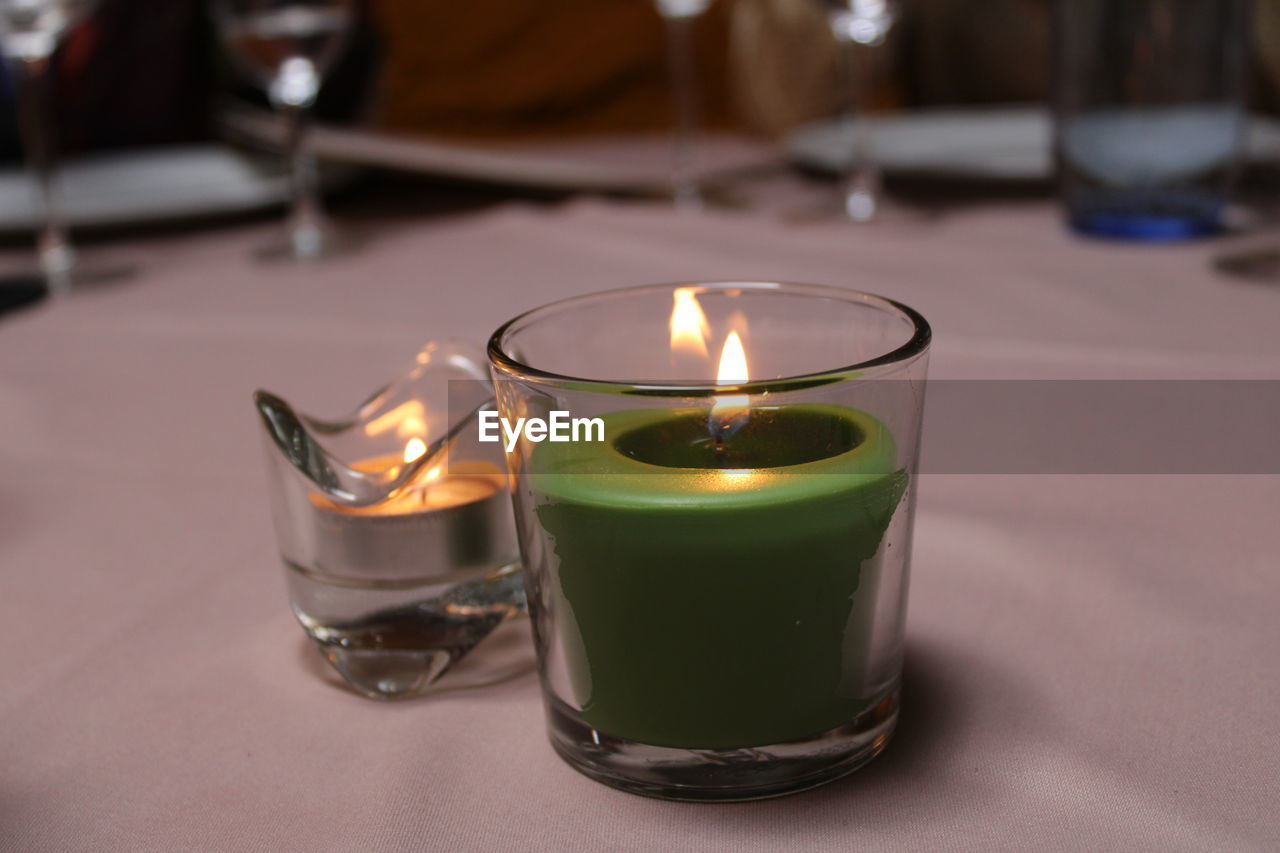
[255,340,527,701]
[488,282,930,801]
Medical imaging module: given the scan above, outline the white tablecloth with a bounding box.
[2,198,1278,851]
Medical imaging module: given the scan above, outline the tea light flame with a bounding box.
[710,331,750,444]
[404,453,444,506]
[670,287,710,358]
[403,437,427,464]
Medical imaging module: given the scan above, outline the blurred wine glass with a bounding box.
[0,0,107,293]
[1215,246,1280,282]
[814,0,897,222]
[653,0,712,209]
[212,0,354,261]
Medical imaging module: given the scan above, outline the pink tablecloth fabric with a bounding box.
[2,198,1278,851]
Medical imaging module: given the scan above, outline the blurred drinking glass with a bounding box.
[814,0,897,222]
[213,0,354,261]
[653,0,711,209]
[1054,0,1249,241]
[0,0,102,292]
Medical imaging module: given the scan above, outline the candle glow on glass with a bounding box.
[363,400,429,440]
[669,287,711,358]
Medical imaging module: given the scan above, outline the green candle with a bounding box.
[527,403,907,750]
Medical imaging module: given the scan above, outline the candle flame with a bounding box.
[710,331,750,443]
[716,331,748,385]
[669,287,710,358]
[403,437,427,464]
[405,448,440,506]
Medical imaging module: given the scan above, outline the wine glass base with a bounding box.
[47,263,136,292]
[1214,247,1280,282]
[3,262,136,299]
[785,195,934,227]
[662,182,753,211]
[0,273,48,316]
[254,225,358,264]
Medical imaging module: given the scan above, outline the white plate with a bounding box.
[0,145,290,232]
[221,108,779,194]
[788,106,1280,180]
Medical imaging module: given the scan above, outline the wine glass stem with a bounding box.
[15,54,75,287]
[663,12,702,209]
[836,35,881,222]
[280,102,327,257]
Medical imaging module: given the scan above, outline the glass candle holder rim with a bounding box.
[486,281,932,397]
[254,389,497,509]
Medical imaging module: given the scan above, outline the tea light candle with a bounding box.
[315,456,503,515]
[306,450,514,581]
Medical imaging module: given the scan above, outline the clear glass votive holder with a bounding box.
[255,342,527,701]
[1053,0,1250,240]
[488,282,930,801]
